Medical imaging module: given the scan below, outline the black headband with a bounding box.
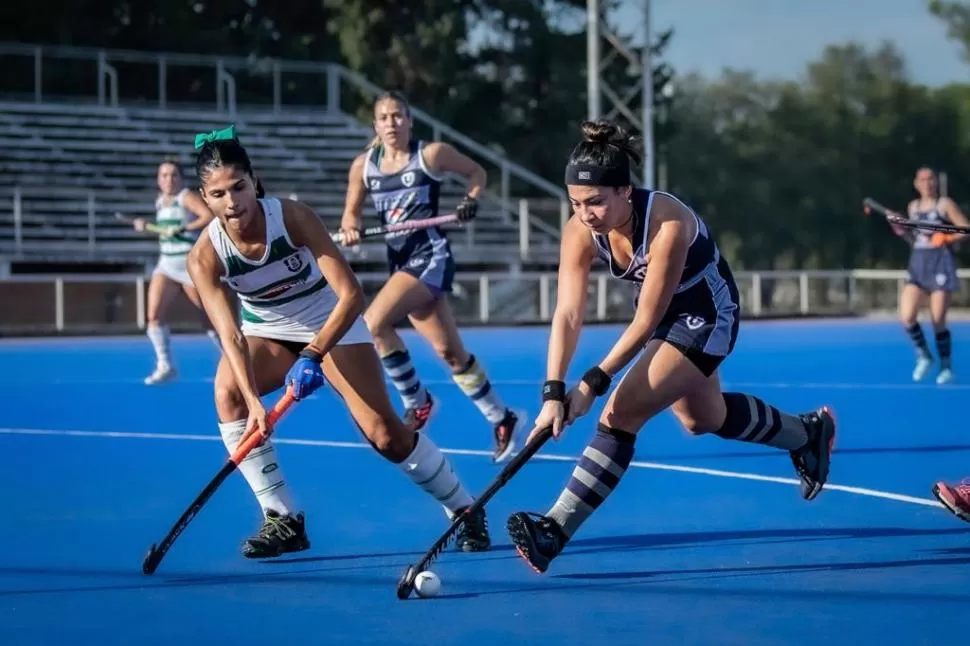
[564,164,629,187]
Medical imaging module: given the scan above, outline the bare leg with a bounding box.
[929,290,953,383]
[409,297,523,462]
[362,271,440,429]
[508,341,835,574]
[900,284,932,381]
[144,273,182,384]
[323,342,491,551]
[213,336,308,559]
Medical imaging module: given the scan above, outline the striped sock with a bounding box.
[906,323,931,358]
[714,393,808,450]
[219,420,297,516]
[398,432,475,515]
[936,328,952,370]
[380,349,428,409]
[546,424,636,538]
[452,354,506,424]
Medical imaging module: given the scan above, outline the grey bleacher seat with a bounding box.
[0,100,560,266]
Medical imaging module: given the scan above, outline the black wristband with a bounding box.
[581,366,611,396]
[299,346,323,363]
[542,380,566,402]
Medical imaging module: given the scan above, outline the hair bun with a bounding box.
[581,120,624,145]
[577,119,643,167]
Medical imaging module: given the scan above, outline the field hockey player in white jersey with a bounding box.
[130,157,218,384]
[185,126,491,558]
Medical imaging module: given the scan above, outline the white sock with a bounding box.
[147,323,171,367]
[399,432,474,515]
[218,419,297,516]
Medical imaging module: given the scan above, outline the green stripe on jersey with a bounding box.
[225,236,297,278]
[235,263,314,298]
[250,276,328,308]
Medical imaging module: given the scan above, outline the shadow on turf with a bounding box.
[2,525,968,598]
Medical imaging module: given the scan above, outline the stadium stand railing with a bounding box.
[0,268,953,334]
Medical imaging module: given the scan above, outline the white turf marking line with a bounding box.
[0,427,941,509]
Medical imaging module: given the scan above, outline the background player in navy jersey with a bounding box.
[883,167,968,384]
[506,120,837,574]
[338,91,524,463]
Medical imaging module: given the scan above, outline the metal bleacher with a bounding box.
[0,44,566,273]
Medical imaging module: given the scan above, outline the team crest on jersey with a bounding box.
[632,265,648,281]
[370,179,381,191]
[401,171,415,187]
[283,254,303,273]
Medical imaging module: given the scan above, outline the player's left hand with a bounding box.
[285,348,326,400]
[456,196,478,222]
[564,383,595,426]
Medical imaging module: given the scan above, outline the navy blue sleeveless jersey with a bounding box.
[362,140,455,294]
[591,188,741,375]
[905,199,959,293]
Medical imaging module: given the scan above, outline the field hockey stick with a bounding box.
[884,216,970,235]
[863,197,970,235]
[395,413,564,600]
[114,211,169,236]
[141,387,297,575]
[862,197,892,218]
[331,213,460,244]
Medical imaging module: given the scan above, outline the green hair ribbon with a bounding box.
[194,125,236,150]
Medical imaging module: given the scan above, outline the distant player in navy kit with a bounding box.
[884,167,968,384]
[339,91,524,463]
[506,120,837,574]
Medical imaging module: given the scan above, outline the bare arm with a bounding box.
[595,194,691,377]
[941,196,970,228]
[283,200,366,356]
[931,196,970,244]
[186,237,262,409]
[547,216,595,381]
[180,190,215,232]
[339,154,369,232]
[422,142,486,199]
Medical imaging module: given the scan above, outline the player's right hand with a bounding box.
[132,218,147,232]
[338,227,361,247]
[528,399,567,443]
[242,401,269,446]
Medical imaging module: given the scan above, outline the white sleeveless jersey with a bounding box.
[206,197,341,344]
[156,189,199,257]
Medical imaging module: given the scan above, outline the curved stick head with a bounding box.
[142,544,160,575]
[396,565,415,600]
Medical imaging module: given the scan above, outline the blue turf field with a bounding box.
[1,320,969,645]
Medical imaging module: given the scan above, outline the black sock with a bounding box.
[936,328,952,370]
[906,323,931,358]
[715,393,808,451]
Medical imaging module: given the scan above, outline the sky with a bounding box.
[605,0,969,87]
